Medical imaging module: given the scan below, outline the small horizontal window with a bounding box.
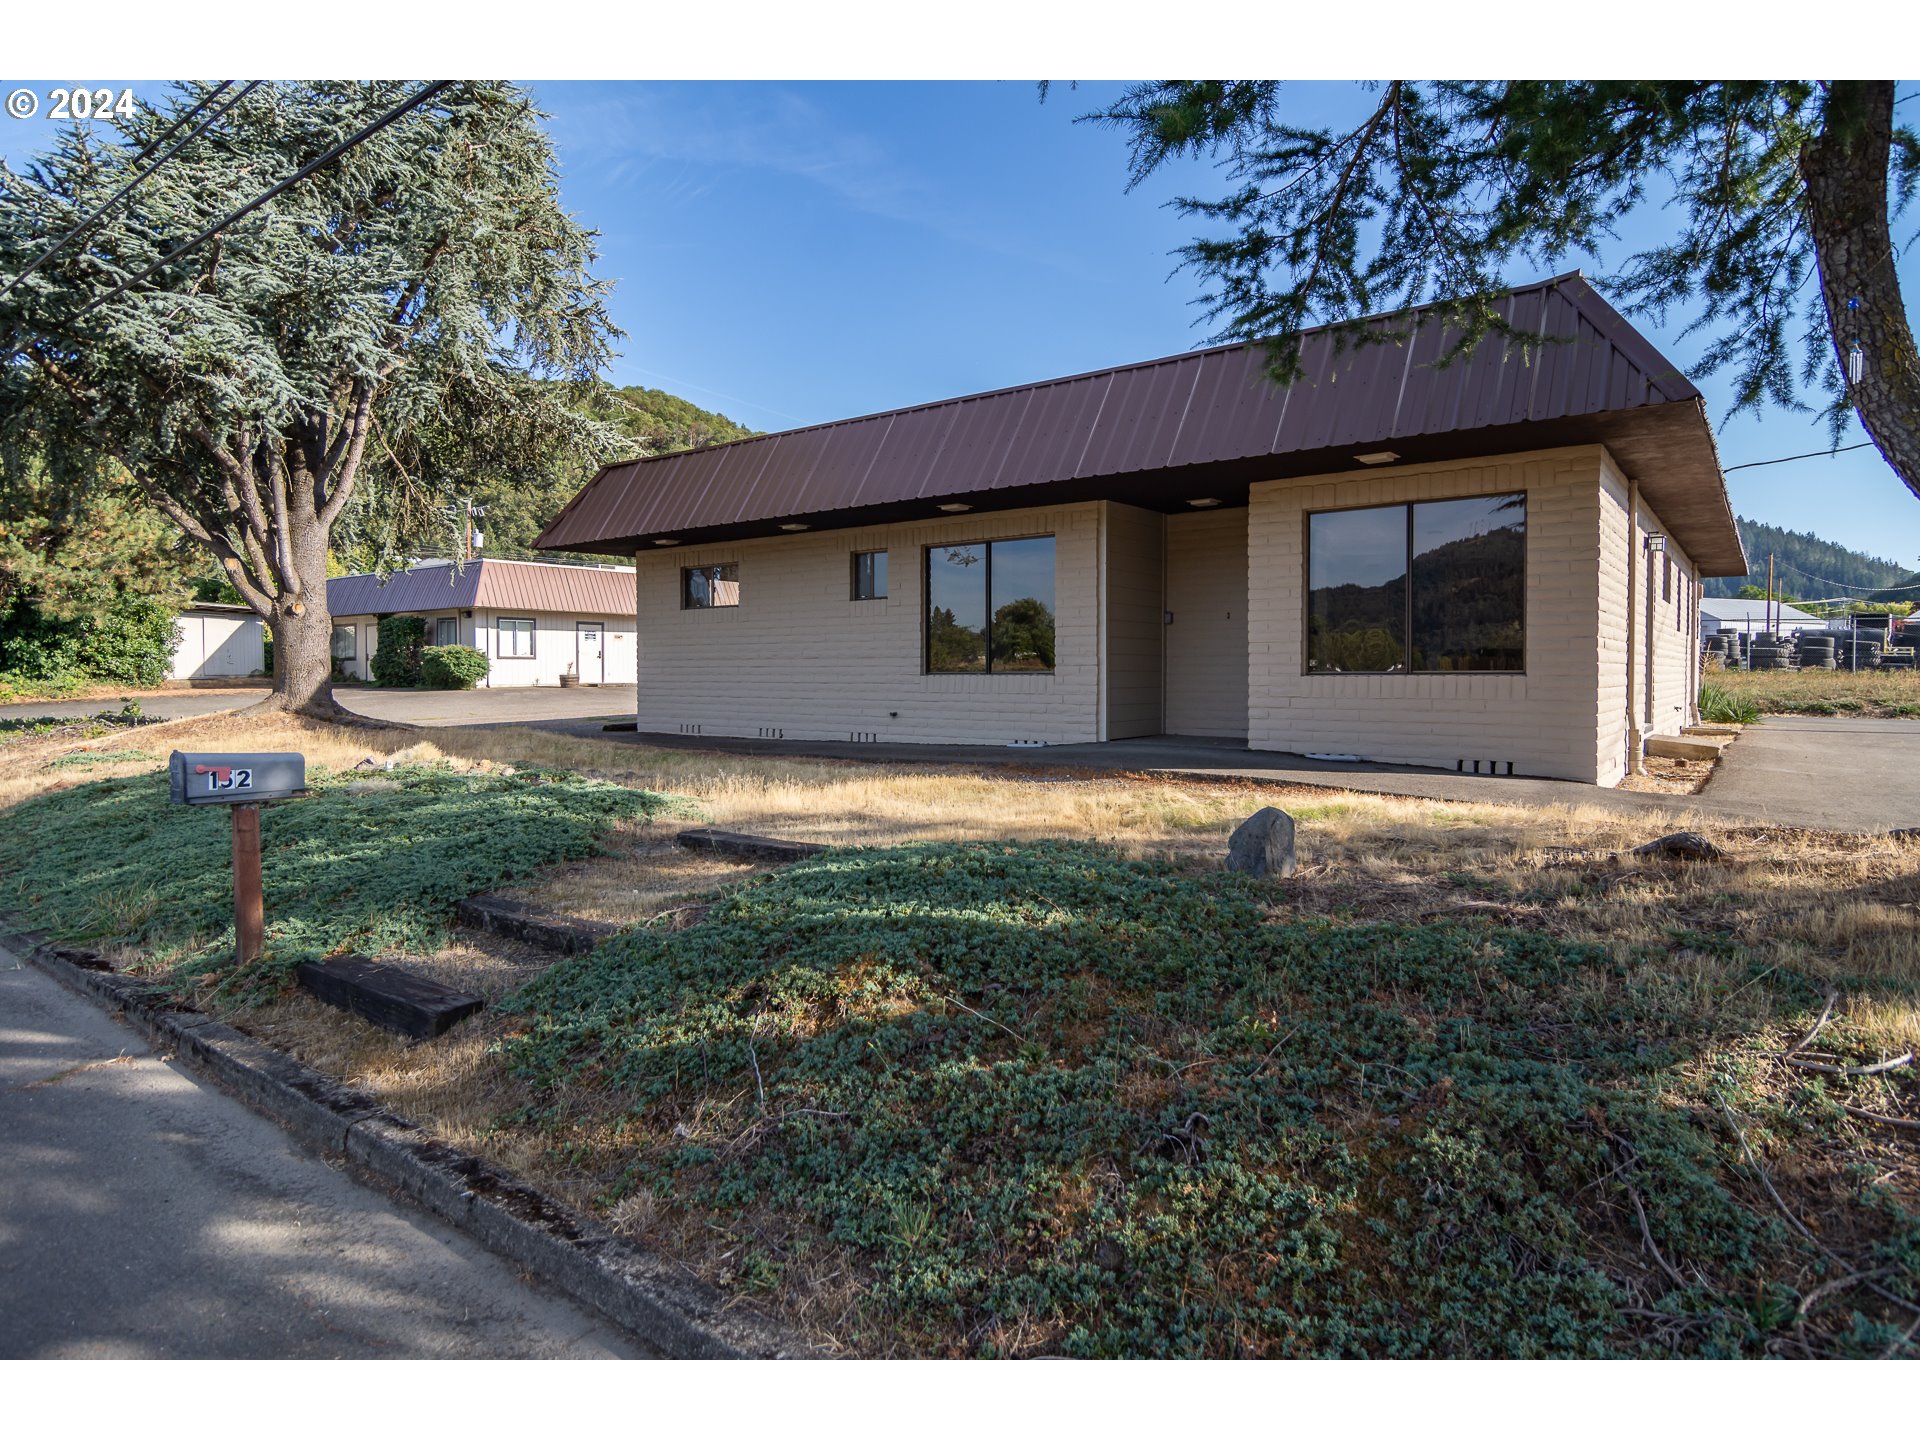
[851,550,888,600]
[682,563,740,609]
[496,617,535,658]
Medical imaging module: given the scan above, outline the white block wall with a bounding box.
[1247,447,1617,784]
[630,503,1099,745]
[1600,450,1698,778]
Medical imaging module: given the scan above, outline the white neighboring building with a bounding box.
[327,558,638,688]
[170,602,266,679]
[1699,597,1823,638]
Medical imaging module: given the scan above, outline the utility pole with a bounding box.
[1767,552,1775,636]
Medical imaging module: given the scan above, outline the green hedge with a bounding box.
[421,644,489,690]
[371,615,427,687]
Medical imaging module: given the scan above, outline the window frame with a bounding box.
[1303,493,1528,676]
[923,533,1057,676]
[850,549,889,601]
[680,562,741,610]
[434,616,459,647]
[495,616,536,659]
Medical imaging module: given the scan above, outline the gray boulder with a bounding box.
[1226,807,1298,879]
[1632,831,1726,862]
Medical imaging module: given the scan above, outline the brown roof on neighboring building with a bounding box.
[536,273,1745,574]
[327,559,635,619]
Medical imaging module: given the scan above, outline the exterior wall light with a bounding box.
[1646,532,1666,554]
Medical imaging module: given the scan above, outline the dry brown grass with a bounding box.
[1714,664,1920,718]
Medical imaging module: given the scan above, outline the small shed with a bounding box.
[170,602,266,679]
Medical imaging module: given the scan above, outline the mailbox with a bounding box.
[168,751,306,805]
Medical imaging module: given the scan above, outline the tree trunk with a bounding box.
[247,494,355,720]
[1800,80,1920,505]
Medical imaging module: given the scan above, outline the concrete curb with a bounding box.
[4,924,817,1360]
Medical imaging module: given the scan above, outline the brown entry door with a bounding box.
[576,622,604,685]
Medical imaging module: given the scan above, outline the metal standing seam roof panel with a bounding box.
[328,560,635,619]
[535,271,1725,559]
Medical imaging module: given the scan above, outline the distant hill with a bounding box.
[468,383,760,563]
[1702,517,1911,600]
[582,383,758,456]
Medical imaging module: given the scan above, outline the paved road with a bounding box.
[0,685,624,730]
[1697,715,1920,832]
[0,951,650,1359]
[0,689,270,723]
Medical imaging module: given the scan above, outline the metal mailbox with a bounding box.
[168,751,306,805]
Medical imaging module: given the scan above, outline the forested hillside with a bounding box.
[438,382,756,564]
[1702,517,1911,599]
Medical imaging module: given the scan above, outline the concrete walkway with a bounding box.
[0,949,651,1359]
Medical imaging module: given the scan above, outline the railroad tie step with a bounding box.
[674,826,829,864]
[296,955,485,1041]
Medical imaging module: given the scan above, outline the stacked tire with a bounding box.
[1750,641,1794,670]
[1796,632,1838,669]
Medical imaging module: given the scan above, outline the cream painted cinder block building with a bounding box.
[538,275,1744,787]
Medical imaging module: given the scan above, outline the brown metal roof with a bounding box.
[537,273,1745,574]
[327,559,635,619]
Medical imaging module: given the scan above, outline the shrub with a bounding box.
[371,615,427,687]
[77,596,178,686]
[1699,680,1761,725]
[0,593,177,688]
[421,644,489,690]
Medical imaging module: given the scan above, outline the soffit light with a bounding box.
[1354,451,1400,465]
[778,522,810,531]
[937,502,973,513]
[652,538,679,546]
[1187,497,1221,508]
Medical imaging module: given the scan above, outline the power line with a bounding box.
[1724,441,1876,473]
[4,80,452,366]
[0,82,259,302]
[1770,557,1920,592]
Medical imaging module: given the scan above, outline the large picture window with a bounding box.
[926,536,1055,674]
[1308,493,1525,673]
[682,563,740,609]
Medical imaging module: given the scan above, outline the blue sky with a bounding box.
[7,79,1919,575]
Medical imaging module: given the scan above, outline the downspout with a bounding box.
[1625,480,1643,776]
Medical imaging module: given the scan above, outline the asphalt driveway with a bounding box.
[1696,715,1920,832]
[338,685,628,727]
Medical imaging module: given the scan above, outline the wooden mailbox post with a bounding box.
[168,752,306,964]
